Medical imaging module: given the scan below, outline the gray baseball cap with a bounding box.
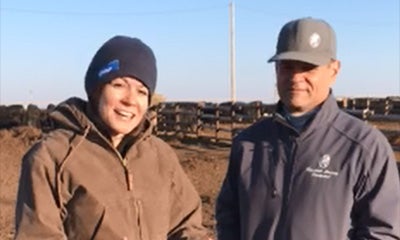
[268,17,336,66]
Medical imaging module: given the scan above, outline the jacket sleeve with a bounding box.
[166,149,210,240]
[351,136,400,239]
[215,139,241,240]
[14,143,66,239]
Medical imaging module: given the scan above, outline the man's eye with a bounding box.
[279,65,292,72]
[302,65,317,72]
[282,65,292,71]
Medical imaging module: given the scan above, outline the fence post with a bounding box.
[153,104,159,135]
[350,98,355,110]
[342,98,348,109]
[215,104,220,143]
[231,102,235,140]
[174,103,182,139]
[196,102,203,139]
[255,101,261,121]
[384,98,390,115]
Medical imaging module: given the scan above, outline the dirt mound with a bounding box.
[0,127,42,239]
[172,142,229,229]
[1,126,399,239]
[0,127,228,239]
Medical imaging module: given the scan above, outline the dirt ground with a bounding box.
[0,125,399,239]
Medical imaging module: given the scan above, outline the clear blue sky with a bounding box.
[1,0,399,107]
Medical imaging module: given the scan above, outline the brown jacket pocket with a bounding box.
[63,187,105,240]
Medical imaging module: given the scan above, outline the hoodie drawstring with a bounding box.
[56,126,91,209]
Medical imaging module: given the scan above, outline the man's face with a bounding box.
[97,77,149,139]
[275,60,340,116]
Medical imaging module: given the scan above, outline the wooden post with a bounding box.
[174,103,182,139]
[255,101,261,121]
[231,102,235,139]
[196,102,203,138]
[215,104,220,143]
[385,98,389,115]
[153,104,159,135]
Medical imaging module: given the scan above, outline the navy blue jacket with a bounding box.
[216,95,400,240]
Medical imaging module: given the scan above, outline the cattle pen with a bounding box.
[0,96,399,162]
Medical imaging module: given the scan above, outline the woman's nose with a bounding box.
[123,88,138,105]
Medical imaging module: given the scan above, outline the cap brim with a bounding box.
[268,51,331,66]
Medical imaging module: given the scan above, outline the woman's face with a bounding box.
[97,77,149,141]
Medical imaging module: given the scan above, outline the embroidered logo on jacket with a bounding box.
[318,154,330,169]
[306,154,339,179]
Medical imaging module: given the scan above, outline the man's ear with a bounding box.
[330,60,341,77]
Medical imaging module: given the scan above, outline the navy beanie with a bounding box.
[85,36,157,97]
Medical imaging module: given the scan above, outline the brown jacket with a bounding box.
[15,97,209,240]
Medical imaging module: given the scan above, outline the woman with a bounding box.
[15,36,210,240]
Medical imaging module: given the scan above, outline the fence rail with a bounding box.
[0,97,399,157]
[154,99,399,143]
[152,98,400,165]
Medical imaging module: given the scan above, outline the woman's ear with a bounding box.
[87,84,104,114]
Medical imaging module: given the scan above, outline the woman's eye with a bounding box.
[111,82,125,88]
[138,89,148,96]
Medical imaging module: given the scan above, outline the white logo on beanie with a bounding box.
[98,59,120,78]
[309,33,321,48]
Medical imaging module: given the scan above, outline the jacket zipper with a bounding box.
[285,139,298,204]
[124,166,134,191]
[277,137,298,239]
[116,151,133,192]
[95,130,139,192]
[89,127,147,238]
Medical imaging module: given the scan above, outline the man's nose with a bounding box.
[290,70,307,82]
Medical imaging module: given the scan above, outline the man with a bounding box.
[216,17,400,240]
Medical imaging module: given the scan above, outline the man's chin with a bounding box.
[284,101,309,115]
[286,98,307,109]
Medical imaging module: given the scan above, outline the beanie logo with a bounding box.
[309,33,321,48]
[98,59,120,78]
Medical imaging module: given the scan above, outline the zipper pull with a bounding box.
[271,188,278,198]
[125,168,133,191]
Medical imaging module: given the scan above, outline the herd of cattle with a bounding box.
[0,97,399,132]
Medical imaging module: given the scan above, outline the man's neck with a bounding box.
[282,105,320,132]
